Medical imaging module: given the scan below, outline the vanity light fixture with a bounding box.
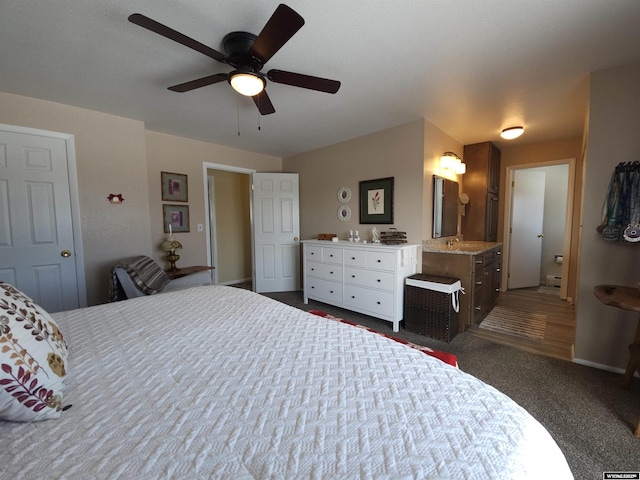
[229,70,265,96]
[500,126,524,140]
[440,152,466,175]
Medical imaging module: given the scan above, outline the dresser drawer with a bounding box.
[306,261,343,282]
[305,245,322,261]
[306,277,343,304]
[322,247,343,264]
[343,249,367,267]
[366,250,396,271]
[344,285,394,317]
[344,266,394,291]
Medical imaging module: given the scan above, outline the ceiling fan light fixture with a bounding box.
[501,126,524,140]
[229,71,265,96]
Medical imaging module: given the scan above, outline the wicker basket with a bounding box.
[403,274,460,342]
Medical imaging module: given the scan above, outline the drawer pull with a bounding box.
[351,256,356,260]
[351,275,356,278]
[311,268,315,271]
[476,281,482,285]
[377,279,381,282]
[496,251,501,255]
[475,306,482,311]
[310,252,315,255]
[495,288,500,292]
[496,268,501,272]
[351,295,355,299]
[330,271,334,275]
[475,260,483,264]
[377,259,381,263]
[311,286,315,289]
[330,290,334,294]
[330,254,334,257]
[377,301,381,305]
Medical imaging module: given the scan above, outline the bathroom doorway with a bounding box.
[503,158,576,302]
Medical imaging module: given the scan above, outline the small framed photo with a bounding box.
[161,171,188,202]
[163,204,190,233]
[359,177,394,224]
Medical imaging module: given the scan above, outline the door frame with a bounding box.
[202,162,255,285]
[0,123,87,307]
[502,157,576,302]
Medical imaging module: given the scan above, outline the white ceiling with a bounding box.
[2,1,640,158]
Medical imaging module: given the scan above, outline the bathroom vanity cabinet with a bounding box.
[422,242,502,332]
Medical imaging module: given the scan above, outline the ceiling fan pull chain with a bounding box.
[257,97,262,131]
[237,101,241,136]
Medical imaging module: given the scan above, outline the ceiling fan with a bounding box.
[128,4,341,115]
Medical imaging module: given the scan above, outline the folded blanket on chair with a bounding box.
[109,256,171,302]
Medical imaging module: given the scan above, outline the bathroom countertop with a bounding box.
[422,240,502,255]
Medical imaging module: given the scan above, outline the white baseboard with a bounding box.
[220,278,251,286]
[572,357,638,377]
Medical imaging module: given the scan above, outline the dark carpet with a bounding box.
[262,290,640,480]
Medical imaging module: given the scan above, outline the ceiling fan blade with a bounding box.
[267,69,341,94]
[168,74,228,92]
[249,4,304,64]
[128,13,226,63]
[253,90,276,115]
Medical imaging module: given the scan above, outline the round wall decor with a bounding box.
[337,205,351,221]
[337,186,351,203]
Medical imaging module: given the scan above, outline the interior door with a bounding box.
[252,173,300,293]
[0,128,81,312]
[508,169,546,289]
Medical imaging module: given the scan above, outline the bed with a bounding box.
[0,284,572,479]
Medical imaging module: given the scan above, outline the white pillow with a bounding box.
[0,282,68,422]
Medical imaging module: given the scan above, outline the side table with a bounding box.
[166,265,215,280]
[593,284,640,437]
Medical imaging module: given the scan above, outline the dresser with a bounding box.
[422,242,502,332]
[302,240,419,332]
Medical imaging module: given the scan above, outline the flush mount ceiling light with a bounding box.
[229,70,265,96]
[501,126,524,140]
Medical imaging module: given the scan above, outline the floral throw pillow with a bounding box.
[0,282,68,422]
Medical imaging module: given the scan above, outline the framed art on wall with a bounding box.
[359,177,394,224]
[163,204,190,233]
[161,171,188,202]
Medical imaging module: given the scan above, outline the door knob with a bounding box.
[294,237,299,241]
[537,233,544,238]
[61,249,72,258]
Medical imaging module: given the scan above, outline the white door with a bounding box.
[508,170,546,289]
[252,173,300,293]
[0,128,81,312]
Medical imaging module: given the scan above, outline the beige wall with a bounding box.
[209,169,252,284]
[0,92,281,305]
[0,93,151,306]
[498,137,584,301]
[575,61,640,370]
[283,119,463,247]
[145,131,281,273]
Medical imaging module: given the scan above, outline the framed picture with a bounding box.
[163,204,190,233]
[161,171,188,202]
[359,177,394,224]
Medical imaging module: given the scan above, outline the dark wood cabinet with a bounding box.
[461,142,501,241]
[422,244,502,333]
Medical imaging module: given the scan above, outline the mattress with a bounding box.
[0,286,573,479]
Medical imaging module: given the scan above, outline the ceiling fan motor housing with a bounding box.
[223,31,263,71]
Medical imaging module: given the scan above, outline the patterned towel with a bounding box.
[109,256,170,302]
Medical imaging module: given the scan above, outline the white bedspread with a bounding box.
[0,286,572,479]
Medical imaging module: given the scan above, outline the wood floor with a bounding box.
[466,287,576,361]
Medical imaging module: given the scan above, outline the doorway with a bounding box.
[203,163,254,286]
[0,124,86,312]
[503,159,576,302]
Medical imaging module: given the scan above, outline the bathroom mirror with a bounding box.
[433,175,459,238]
